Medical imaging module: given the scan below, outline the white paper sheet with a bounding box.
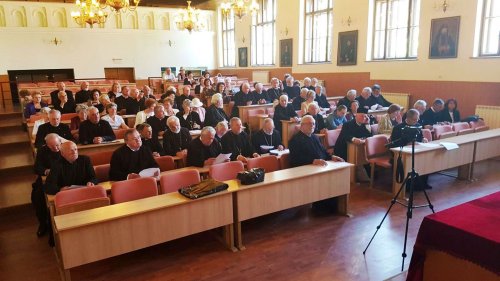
[439,142,459,150]
[139,167,160,178]
[213,153,232,164]
[269,149,290,156]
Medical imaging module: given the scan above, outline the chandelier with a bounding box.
[176,1,204,33]
[71,0,108,28]
[220,0,259,20]
[101,0,140,13]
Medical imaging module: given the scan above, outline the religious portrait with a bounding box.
[429,16,460,59]
[280,39,293,67]
[238,47,248,67]
[337,30,358,66]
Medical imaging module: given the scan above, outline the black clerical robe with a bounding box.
[371,94,392,107]
[251,90,268,104]
[231,91,253,117]
[45,155,98,195]
[221,131,254,161]
[273,104,298,133]
[34,145,61,176]
[284,85,300,100]
[54,102,75,114]
[356,96,376,110]
[289,131,330,167]
[292,96,305,110]
[34,123,73,148]
[162,128,191,156]
[78,119,115,145]
[50,90,74,108]
[109,145,159,181]
[146,115,167,139]
[315,94,330,109]
[421,108,444,126]
[337,97,353,110]
[204,105,229,128]
[142,138,165,156]
[75,90,91,104]
[186,137,221,167]
[305,113,326,133]
[266,88,281,103]
[251,129,283,154]
[176,111,202,130]
[114,95,130,112]
[125,98,145,115]
[334,119,373,160]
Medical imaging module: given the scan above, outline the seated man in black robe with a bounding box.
[265,78,282,103]
[146,104,168,139]
[283,76,300,101]
[75,81,91,104]
[334,108,373,161]
[163,116,192,157]
[337,89,357,109]
[421,98,445,128]
[33,133,61,237]
[50,82,74,108]
[292,88,308,110]
[204,93,229,128]
[109,129,159,181]
[187,126,222,167]
[34,110,73,148]
[314,85,330,109]
[273,95,299,134]
[45,141,98,195]
[231,82,253,118]
[78,106,116,145]
[252,118,284,154]
[371,84,392,107]
[304,103,327,134]
[356,87,377,111]
[251,82,269,104]
[221,117,259,162]
[137,123,164,157]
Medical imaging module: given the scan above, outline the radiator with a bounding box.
[476,105,500,129]
[383,92,410,110]
[252,71,269,83]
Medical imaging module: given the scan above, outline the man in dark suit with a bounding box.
[125,88,145,115]
[337,89,357,109]
[252,118,283,154]
[334,108,373,161]
[273,94,299,134]
[421,98,445,127]
[137,123,164,157]
[78,106,116,144]
[162,116,191,157]
[75,81,91,104]
[115,86,131,113]
[371,84,392,107]
[356,87,377,111]
[187,126,222,167]
[231,82,253,118]
[221,117,259,162]
[34,110,73,148]
[265,78,282,103]
[50,82,74,108]
[109,129,159,181]
[146,105,168,139]
[251,82,269,104]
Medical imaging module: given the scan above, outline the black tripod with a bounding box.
[362,138,435,271]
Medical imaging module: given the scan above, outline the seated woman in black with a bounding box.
[175,99,202,130]
[441,98,461,123]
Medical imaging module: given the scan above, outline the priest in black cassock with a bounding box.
[273,95,299,134]
[109,129,159,181]
[231,82,254,118]
[162,116,192,157]
[34,110,73,148]
[221,117,259,162]
[334,108,373,161]
[187,126,222,167]
[252,118,283,154]
[204,93,229,128]
[45,141,98,195]
[137,123,164,157]
[265,78,282,103]
[304,103,327,134]
[146,105,168,139]
[78,106,115,145]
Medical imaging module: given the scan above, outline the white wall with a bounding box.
[218,0,500,83]
[0,1,216,79]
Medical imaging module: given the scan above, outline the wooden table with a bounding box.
[238,104,274,125]
[54,191,236,280]
[281,120,300,148]
[347,142,369,183]
[228,162,352,249]
[77,139,124,155]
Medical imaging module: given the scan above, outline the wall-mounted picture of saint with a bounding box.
[429,16,460,59]
[337,30,358,66]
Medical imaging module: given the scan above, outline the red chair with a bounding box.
[457,128,475,135]
[370,123,379,135]
[469,119,486,129]
[433,125,455,140]
[326,129,341,154]
[28,115,44,123]
[474,126,489,132]
[451,122,470,132]
[113,129,127,139]
[279,152,290,170]
[209,161,244,181]
[247,155,280,173]
[111,177,158,204]
[94,164,110,183]
[159,169,200,194]
[54,186,109,215]
[422,129,432,142]
[365,135,392,188]
[83,150,114,166]
[155,155,176,172]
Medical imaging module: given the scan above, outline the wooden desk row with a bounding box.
[53,162,352,280]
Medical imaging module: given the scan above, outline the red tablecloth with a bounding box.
[407,191,500,281]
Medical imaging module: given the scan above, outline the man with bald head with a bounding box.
[32,133,62,237]
[187,126,222,167]
[334,108,373,161]
[251,118,283,154]
[50,81,74,108]
[221,117,259,162]
[75,81,91,104]
[231,82,253,117]
[35,109,72,148]
[78,106,115,144]
[289,115,344,167]
[163,116,192,157]
[45,141,97,195]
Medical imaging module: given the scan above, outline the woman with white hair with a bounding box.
[175,99,202,130]
[204,93,229,127]
[32,107,51,137]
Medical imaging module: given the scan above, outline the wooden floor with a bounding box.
[0,159,499,281]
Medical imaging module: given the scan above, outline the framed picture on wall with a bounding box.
[429,16,460,59]
[337,30,358,66]
[280,39,293,67]
[238,47,248,67]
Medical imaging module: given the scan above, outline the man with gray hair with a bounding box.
[163,115,191,157]
[422,98,445,127]
[251,82,268,104]
[205,93,229,128]
[35,109,73,148]
[221,117,259,162]
[284,75,300,101]
[337,89,357,109]
[356,86,377,110]
[78,106,115,145]
[251,118,283,154]
[75,81,91,104]
[187,126,222,167]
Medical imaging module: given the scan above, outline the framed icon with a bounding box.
[429,16,460,59]
[280,39,293,67]
[337,30,358,66]
[238,47,248,67]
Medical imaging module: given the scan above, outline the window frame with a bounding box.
[303,0,334,64]
[370,0,420,60]
[221,10,236,67]
[251,0,276,66]
[478,0,500,57]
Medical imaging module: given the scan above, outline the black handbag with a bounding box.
[237,168,265,185]
[178,179,229,199]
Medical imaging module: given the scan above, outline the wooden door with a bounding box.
[104,68,135,83]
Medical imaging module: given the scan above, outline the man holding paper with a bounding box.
[187,126,223,167]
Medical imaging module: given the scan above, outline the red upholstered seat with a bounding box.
[451,122,470,132]
[155,155,176,172]
[113,129,127,139]
[209,161,244,181]
[54,186,109,215]
[370,123,379,135]
[159,169,200,194]
[279,152,290,170]
[111,177,158,204]
[326,129,341,154]
[422,129,432,142]
[365,135,392,188]
[433,125,455,140]
[247,155,280,173]
[83,150,114,166]
[94,164,110,183]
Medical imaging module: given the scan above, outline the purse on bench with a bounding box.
[178,179,229,199]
